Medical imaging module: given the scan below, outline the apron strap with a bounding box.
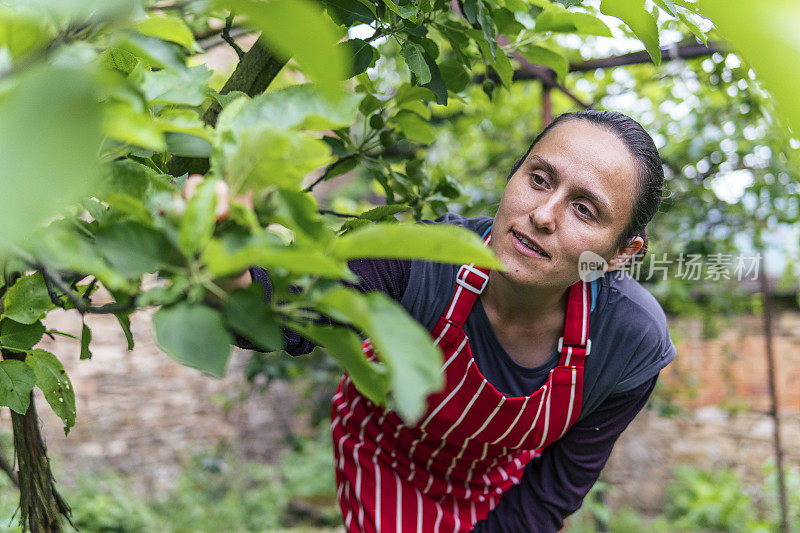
[442,233,492,327]
[558,280,592,366]
[443,229,592,367]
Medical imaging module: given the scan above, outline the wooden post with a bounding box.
[758,251,790,533]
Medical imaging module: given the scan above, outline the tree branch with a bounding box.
[167,37,289,177]
[222,13,245,59]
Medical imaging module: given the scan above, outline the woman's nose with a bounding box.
[530,197,558,233]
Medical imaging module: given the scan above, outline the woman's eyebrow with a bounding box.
[528,155,613,218]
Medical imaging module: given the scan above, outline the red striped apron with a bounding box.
[331,234,592,532]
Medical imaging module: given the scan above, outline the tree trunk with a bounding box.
[10,393,71,533]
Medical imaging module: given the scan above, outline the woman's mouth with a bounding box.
[511,230,551,259]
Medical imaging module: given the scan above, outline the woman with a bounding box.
[242,110,676,532]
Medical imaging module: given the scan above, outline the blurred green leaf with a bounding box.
[394,110,435,144]
[323,0,376,26]
[0,66,103,249]
[535,4,612,36]
[220,0,346,88]
[0,360,35,414]
[202,237,352,279]
[223,126,332,193]
[153,303,233,378]
[165,132,213,158]
[700,0,800,136]
[179,178,218,256]
[103,101,166,151]
[0,5,55,58]
[1,272,55,325]
[519,44,569,81]
[339,38,375,77]
[332,223,504,268]
[296,323,389,405]
[95,220,184,278]
[382,0,418,22]
[32,225,132,291]
[135,15,197,50]
[26,349,76,433]
[223,284,283,352]
[315,288,442,421]
[0,319,45,351]
[141,65,213,106]
[600,0,661,65]
[216,84,361,133]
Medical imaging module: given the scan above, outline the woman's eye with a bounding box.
[530,173,547,187]
[576,203,595,219]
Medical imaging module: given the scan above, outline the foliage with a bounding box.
[664,465,769,532]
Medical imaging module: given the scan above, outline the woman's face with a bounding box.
[492,120,640,291]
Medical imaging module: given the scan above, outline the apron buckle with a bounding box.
[557,336,592,356]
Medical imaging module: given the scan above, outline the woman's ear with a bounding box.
[607,236,644,272]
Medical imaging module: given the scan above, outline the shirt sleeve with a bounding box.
[471,374,659,533]
[232,259,411,354]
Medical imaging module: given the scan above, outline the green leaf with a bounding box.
[0,360,36,414]
[382,0,418,22]
[339,38,375,77]
[220,0,347,88]
[535,4,613,36]
[26,349,76,433]
[0,320,45,351]
[179,178,218,256]
[1,273,55,325]
[677,11,707,45]
[153,303,233,378]
[401,41,431,84]
[164,132,213,158]
[394,110,435,144]
[117,32,185,71]
[331,223,504,269]
[652,0,677,16]
[439,58,471,93]
[99,47,139,74]
[202,237,352,279]
[295,324,388,405]
[273,189,332,245]
[699,0,800,136]
[114,312,135,351]
[323,0,376,26]
[95,221,184,278]
[421,53,447,106]
[80,322,92,360]
[0,66,102,250]
[135,15,197,50]
[32,225,132,291]
[519,44,569,81]
[0,5,55,58]
[223,284,284,352]
[141,65,213,106]
[216,84,361,132]
[222,125,332,193]
[314,288,441,421]
[102,101,166,151]
[600,0,661,65]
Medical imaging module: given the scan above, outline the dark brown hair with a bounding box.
[507,110,666,258]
